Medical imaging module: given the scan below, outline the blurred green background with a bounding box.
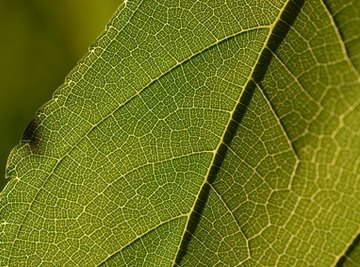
[0,0,120,190]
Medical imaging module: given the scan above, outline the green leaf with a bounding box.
[1,0,359,266]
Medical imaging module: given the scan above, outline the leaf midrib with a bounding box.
[171,1,291,265]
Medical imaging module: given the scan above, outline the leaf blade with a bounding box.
[1,0,360,266]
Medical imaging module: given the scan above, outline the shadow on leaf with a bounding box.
[174,0,304,265]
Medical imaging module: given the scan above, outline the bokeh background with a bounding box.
[0,0,120,190]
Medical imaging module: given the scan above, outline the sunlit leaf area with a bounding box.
[1,1,359,266]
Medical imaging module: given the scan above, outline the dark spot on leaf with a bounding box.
[22,117,43,153]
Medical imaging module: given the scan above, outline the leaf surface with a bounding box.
[1,0,359,266]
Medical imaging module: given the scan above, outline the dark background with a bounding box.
[0,0,120,190]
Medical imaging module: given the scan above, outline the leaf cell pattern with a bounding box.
[0,0,359,266]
